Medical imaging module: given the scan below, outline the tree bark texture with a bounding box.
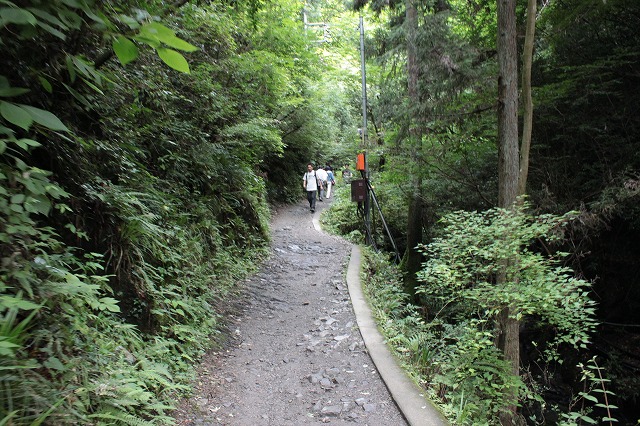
[497,305,521,424]
[496,0,520,423]
[402,195,423,299]
[402,0,424,302]
[518,0,537,197]
[497,0,519,209]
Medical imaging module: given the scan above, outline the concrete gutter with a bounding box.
[346,245,449,426]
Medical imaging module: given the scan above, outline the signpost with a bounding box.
[358,16,372,246]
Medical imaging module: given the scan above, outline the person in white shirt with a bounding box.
[325,168,335,198]
[316,166,328,201]
[303,163,319,213]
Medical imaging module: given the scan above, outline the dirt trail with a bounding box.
[173,197,407,425]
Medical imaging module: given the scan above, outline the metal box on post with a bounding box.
[351,179,367,202]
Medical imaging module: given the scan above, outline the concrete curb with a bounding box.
[346,245,449,426]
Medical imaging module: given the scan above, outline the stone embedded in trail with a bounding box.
[318,316,338,326]
[321,405,342,416]
[324,367,340,377]
[309,372,324,384]
[346,411,360,421]
[319,377,333,388]
[363,403,377,412]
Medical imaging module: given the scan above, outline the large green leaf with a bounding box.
[27,7,68,30]
[116,14,139,30]
[112,35,138,65]
[156,47,190,74]
[141,22,176,38]
[0,7,37,26]
[0,87,29,97]
[35,20,66,40]
[59,0,82,7]
[141,22,198,52]
[15,138,41,150]
[19,104,68,131]
[158,35,198,52]
[0,295,40,311]
[38,76,52,93]
[0,101,33,130]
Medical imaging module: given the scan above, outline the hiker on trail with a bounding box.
[326,167,336,198]
[303,163,319,213]
[316,166,328,201]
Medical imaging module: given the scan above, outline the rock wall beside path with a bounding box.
[173,198,408,425]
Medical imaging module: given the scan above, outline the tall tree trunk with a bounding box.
[403,195,423,298]
[496,0,520,423]
[497,0,519,209]
[402,0,423,301]
[518,0,537,196]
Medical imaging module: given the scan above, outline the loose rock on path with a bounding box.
[173,197,407,425]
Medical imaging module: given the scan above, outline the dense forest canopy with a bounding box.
[1,0,639,424]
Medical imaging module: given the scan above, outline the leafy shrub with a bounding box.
[417,203,598,354]
[320,184,363,242]
[356,202,604,425]
[360,249,520,424]
[0,2,272,423]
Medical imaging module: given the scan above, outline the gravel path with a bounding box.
[173,197,407,425]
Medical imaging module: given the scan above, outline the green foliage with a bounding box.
[0,142,176,423]
[352,202,603,424]
[417,203,598,352]
[360,248,521,424]
[321,175,407,253]
[0,145,212,424]
[528,2,640,357]
[319,185,363,241]
[447,0,497,49]
[1,0,312,423]
[559,357,619,425]
[361,248,440,379]
[346,0,639,421]
[363,0,500,225]
[435,320,523,423]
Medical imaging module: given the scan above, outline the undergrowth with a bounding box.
[319,184,365,244]
[357,204,614,425]
[0,136,269,424]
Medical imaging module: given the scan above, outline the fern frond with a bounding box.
[88,411,155,426]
